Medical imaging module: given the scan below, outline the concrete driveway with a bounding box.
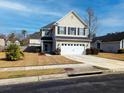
[64,55,124,71]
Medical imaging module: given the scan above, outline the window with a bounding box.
[78,28,85,35]
[58,26,66,34]
[45,31,49,35]
[62,43,64,46]
[97,43,101,49]
[68,27,76,35]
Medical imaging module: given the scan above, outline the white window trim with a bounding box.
[56,26,87,37]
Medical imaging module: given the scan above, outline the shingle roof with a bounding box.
[42,21,56,29]
[29,32,41,39]
[92,31,124,42]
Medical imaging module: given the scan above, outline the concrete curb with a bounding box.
[0,69,123,86]
[0,74,68,86]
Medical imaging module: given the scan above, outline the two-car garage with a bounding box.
[59,43,86,55]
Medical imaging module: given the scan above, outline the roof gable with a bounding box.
[41,11,87,30]
[55,11,87,27]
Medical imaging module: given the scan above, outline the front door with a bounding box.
[43,43,52,53]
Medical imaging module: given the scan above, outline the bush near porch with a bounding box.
[86,48,99,55]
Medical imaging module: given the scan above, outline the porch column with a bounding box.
[55,26,58,36]
[41,40,43,52]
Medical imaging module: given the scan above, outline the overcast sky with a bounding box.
[0,0,124,36]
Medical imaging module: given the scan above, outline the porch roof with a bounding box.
[41,37,53,40]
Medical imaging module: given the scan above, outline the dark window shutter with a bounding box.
[78,28,79,35]
[68,27,70,35]
[84,28,85,35]
[58,26,60,34]
[75,28,76,35]
[64,27,66,34]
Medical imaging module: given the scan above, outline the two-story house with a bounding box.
[41,11,91,55]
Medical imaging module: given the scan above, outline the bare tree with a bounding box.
[7,33,16,43]
[85,8,97,39]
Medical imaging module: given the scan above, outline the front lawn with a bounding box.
[0,52,81,68]
[96,53,124,61]
[0,68,65,79]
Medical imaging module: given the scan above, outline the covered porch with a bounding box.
[41,37,53,53]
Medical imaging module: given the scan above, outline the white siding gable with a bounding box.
[55,11,89,37]
[57,11,86,28]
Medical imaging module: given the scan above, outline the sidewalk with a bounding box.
[0,63,105,86]
[0,64,92,72]
[65,55,124,71]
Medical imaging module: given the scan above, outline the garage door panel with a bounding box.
[61,46,84,55]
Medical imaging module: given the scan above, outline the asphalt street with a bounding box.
[0,73,124,93]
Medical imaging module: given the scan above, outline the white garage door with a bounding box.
[61,44,85,55]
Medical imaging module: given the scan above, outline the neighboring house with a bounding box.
[92,32,124,53]
[29,39,41,47]
[6,40,11,46]
[6,40,21,46]
[40,11,91,55]
[0,38,5,47]
[0,38,5,51]
[15,40,20,46]
[27,38,41,52]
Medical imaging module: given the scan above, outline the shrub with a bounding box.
[86,48,92,55]
[6,44,24,61]
[52,48,61,55]
[86,48,99,55]
[118,48,124,54]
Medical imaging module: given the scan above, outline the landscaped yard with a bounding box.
[0,68,65,79]
[0,52,80,68]
[96,53,124,61]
